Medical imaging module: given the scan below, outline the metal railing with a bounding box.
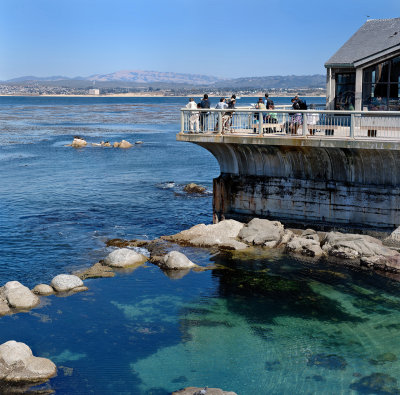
[180,108,400,140]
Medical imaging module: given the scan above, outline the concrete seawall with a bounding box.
[178,134,400,230]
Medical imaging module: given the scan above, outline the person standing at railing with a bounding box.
[200,94,211,132]
[264,93,274,109]
[186,97,200,133]
[225,98,236,132]
[253,98,266,133]
[214,98,228,132]
[265,103,278,133]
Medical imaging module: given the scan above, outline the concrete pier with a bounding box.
[177,133,400,230]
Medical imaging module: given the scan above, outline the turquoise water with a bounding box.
[1,96,400,394]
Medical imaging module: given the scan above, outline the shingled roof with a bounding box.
[325,18,400,68]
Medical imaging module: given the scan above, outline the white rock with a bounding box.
[50,274,83,292]
[161,251,197,270]
[164,220,248,250]
[238,218,284,246]
[104,248,147,268]
[32,284,54,296]
[3,281,40,310]
[71,138,87,148]
[301,229,320,242]
[0,341,56,383]
[279,229,294,246]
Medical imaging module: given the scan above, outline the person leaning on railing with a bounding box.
[214,98,228,132]
[253,98,266,133]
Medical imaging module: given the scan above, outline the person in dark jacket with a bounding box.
[200,94,211,132]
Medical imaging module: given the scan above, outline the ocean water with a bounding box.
[1,96,400,394]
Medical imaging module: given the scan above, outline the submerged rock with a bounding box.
[183,183,206,194]
[3,281,40,310]
[32,284,54,296]
[0,341,56,384]
[307,353,347,370]
[70,137,87,148]
[50,274,84,292]
[369,352,398,365]
[160,251,197,270]
[172,387,237,395]
[238,218,284,247]
[75,262,115,280]
[349,372,399,394]
[162,220,248,250]
[104,248,147,268]
[161,268,191,280]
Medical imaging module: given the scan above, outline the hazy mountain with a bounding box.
[87,70,222,85]
[212,74,326,89]
[5,75,73,82]
[3,71,326,89]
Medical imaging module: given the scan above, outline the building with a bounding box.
[325,18,400,111]
[89,89,100,95]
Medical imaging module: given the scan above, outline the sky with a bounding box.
[0,0,400,81]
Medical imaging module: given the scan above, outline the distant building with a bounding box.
[89,88,100,95]
[325,18,400,111]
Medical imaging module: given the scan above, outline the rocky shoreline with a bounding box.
[1,216,400,392]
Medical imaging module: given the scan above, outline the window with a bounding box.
[362,56,400,110]
[335,73,355,110]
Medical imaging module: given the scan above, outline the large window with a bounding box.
[362,55,400,110]
[335,73,355,110]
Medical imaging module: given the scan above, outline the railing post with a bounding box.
[302,111,307,136]
[180,110,184,134]
[218,111,222,134]
[350,113,355,138]
[259,112,263,135]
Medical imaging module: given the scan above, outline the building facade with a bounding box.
[325,18,400,111]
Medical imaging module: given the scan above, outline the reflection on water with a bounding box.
[1,97,399,394]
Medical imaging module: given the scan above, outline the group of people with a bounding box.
[185,93,317,135]
[186,94,237,133]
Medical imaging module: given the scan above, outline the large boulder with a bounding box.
[183,183,206,194]
[50,274,84,292]
[3,282,40,310]
[238,218,284,247]
[162,220,248,250]
[160,251,197,270]
[172,387,237,395]
[322,232,397,259]
[0,341,56,383]
[103,248,148,268]
[286,236,324,257]
[71,137,87,148]
[118,139,133,148]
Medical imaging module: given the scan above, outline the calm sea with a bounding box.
[1,96,400,395]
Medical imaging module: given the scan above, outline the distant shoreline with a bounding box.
[0,93,326,98]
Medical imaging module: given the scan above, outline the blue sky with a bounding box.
[0,0,399,80]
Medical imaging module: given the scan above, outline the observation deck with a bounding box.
[177,107,400,230]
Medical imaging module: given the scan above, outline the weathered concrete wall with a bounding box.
[177,134,400,230]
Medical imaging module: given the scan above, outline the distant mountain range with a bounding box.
[2,70,326,89]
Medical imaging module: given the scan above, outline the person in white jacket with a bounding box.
[186,98,199,133]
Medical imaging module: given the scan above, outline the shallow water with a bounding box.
[1,96,400,395]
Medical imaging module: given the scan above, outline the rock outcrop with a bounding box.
[286,236,324,257]
[183,183,206,194]
[104,248,148,268]
[172,387,237,395]
[75,262,115,280]
[50,274,84,292]
[322,232,397,259]
[71,137,87,148]
[0,341,56,384]
[118,139,133,148]
[238,218,284,247]
[162,220,248,250]
[160,251,197,270]
[3,282,40,310]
